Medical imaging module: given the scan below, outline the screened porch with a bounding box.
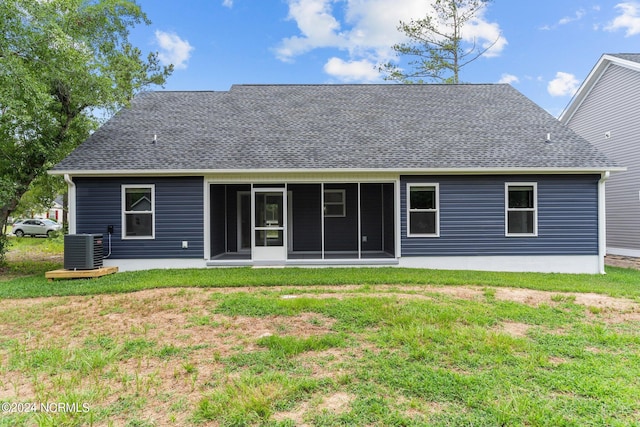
[208,183,396,265]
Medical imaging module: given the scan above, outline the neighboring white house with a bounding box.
[560,53,640,257]
[28,197,64,222]
[46,197,64,222]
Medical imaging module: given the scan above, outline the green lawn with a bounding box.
[2,263,640,300]
[1,234,64,278]
[2,235,640,301]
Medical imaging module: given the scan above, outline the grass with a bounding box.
[0,234,64,277]
[4,233,64,255]
[1,264,640,300]
[0,288,638,426]
[0,238,638,425]
[1,235,640,300]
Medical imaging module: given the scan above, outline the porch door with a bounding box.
[252,188,287,262]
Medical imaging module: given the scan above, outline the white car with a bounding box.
[12,219,63,237]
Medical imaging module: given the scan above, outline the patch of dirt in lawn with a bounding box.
[496,321,531,338]
[489,287,638,315]
[0,288,336,352]
[5,249,64,264]
[605,255,640,270]
[272,400,311,426]
[318,391,354,413]
[548,356,567,366]
[273,391,354,426]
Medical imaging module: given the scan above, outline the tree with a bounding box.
[0,0,172,261]
[379,0,497,84]
[11,174,66,222]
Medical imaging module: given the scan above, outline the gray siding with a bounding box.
[401,175,599,256]
[565,63,640,251]
[75,177,204,259]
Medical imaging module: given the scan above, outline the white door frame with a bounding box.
[251,187,287,262]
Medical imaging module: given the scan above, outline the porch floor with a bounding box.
[207,251,397,266]
[288,251,394,260]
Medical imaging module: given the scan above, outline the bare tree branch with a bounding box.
[380,0,497,84]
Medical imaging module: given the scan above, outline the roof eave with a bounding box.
[49,166,626,178]
[560,54,640,123]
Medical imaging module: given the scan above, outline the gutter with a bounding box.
[48,166,627,178]
[598,171,610,274]
[64,174,76,235]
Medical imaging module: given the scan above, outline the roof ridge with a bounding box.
[230,83,506,87]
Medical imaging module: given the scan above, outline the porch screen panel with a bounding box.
[383,183,395,256]
[360,184,383,252]
[324,183,358,252]
[289,184,322,252]
[209,185,226,257]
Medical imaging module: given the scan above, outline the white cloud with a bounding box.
[324,57,380,82]
[498,73,519,84]
[275,0,346,61]
[605,2,640,36]
[275,0,506,80]
[222,0,233,7]
[559,9,586,25]
[540,8,586,30]
[547,72,580,97]
[464,10,507,58]
[155,30,194,70]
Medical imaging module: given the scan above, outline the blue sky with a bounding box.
[130,1,640,117]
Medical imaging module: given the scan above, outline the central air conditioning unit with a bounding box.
[64,234,104,270]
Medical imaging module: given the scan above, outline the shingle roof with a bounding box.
[52,84,617,173]
[608,53,640,63]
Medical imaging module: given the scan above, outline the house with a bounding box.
[46,196,64,222]
[50,84,620,273]
[560,53,640,258]
[11,196,64,224]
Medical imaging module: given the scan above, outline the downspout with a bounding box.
[598,171,610,274]
[64,174,76,235]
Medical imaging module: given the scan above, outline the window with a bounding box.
[505,183,537,236]
[122,185,155,239]
[407,183,439,237]
[324,189,345,217]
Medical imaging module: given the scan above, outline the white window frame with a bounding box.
[122,184,155,240]
[323,189,346,218]
[505,182,538,237]
[407,183,439,237]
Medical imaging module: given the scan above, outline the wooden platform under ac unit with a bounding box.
[45,266,119,282]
